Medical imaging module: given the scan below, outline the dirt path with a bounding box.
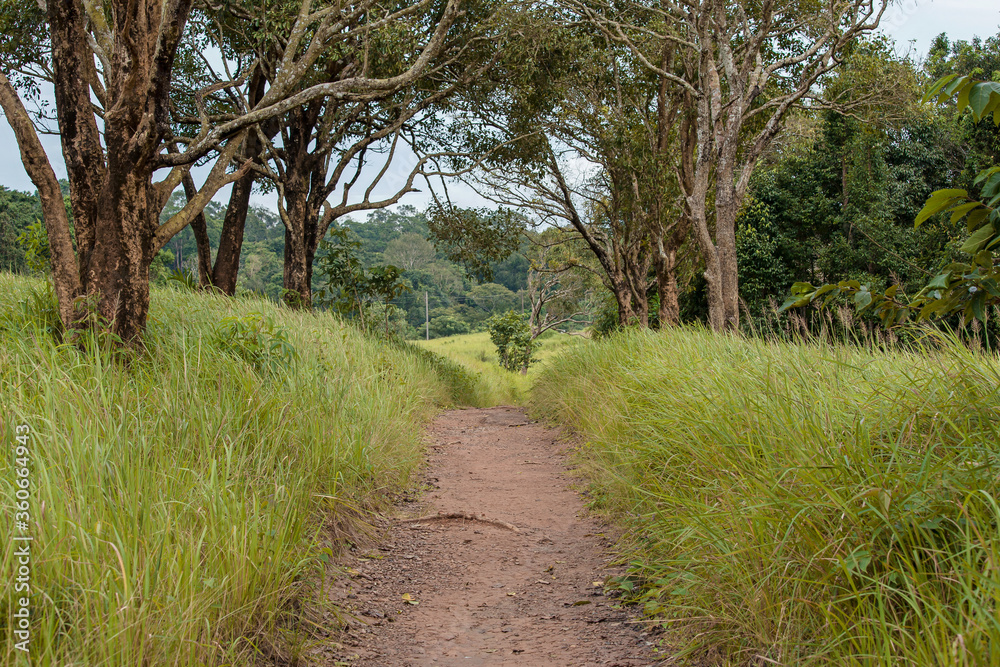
[321,407,659,666]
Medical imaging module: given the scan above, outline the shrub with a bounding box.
[212,312,297,375]
[487,310,536,372]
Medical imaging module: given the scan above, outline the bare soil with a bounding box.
[320,407,660,666]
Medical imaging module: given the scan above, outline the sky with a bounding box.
[1,0,998,214]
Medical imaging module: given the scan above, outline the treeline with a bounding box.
[552,31,999,339]
[161,201,537,338]
[1,0,997,347]
[1,186,542,338]
[726,34,1000,335]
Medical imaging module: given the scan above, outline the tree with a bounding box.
[367,264,410,336]
[426,205,525,282]
[0,0,462,343]
[571,0,891,330]
[469,282,516,313]
[0,185,44,271]
[383,233,436,271]
[487,310,535,373]
[248,0,507,308]
[783,76,1000,327]
[525,229,593,337]
[428,8,687,328]
[313,225,409,334]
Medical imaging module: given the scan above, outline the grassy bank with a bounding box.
[533,327,1000,666]
[0,274,469,665]
[418,330,582,406]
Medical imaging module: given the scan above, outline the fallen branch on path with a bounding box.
[397,512,519,532]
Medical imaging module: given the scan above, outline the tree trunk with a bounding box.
[655,241,680,327]
[82,159,156,344]
[633,291,649,327]
[210,69,270,294]
[282,231,312,309]
[0,71,82,328]
[713,179,742,331]
[613,283,635,327]
[212,171,254,294]
[281,189,313,309]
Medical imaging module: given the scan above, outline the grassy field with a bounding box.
[0,274,476,666]
[533,327,1000,666]
[417,330,583,406]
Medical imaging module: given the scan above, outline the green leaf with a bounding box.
[926,272,951,290]
[923,74,958,103]
[950,202,982,224]
[972,290,987,322]
[812,284,838,298]
[973,166,1000,186]
[778,296,804,312]
[957,78,976,112]
[916,189,968,226]
[966,208,989,232]
[969,82,1000,121]
[853,290,872,309]
[960,223,995,254]
[981,171,1000,198]
[981,278,1000,297]
[941,75,970,101]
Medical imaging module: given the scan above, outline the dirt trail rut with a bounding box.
[324,407,659,666]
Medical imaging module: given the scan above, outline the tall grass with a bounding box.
[533,327,1000,666]
[0,274,464,665]
[418,330,582,406]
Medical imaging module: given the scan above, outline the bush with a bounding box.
[429,313,471,338]
[487,310,536,372]
[212,312,297,375]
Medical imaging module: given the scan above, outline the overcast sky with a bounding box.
[2,0,998,214]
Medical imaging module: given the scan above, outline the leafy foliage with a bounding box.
[166,268,199,291]
[426,205,525,282]
[16,218,49,274]
[0,184,43,271]
[212,312,297,375]
[314,227,410,336]
[782,75,1000,328]
[487,310,536,372]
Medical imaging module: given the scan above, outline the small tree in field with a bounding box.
[488,311,537,373]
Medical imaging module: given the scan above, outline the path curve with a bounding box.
[322,407,659,666]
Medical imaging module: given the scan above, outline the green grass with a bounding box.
[0,274,471,666]
[417,330,583,406]
[533,326,1000,666]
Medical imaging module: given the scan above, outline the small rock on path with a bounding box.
[324,407,659,666]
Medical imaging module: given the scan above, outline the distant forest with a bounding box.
[1,187,532,339]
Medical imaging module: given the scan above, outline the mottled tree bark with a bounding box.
[655,239,680,327]
[46,0,195,343]
[0,71,82,327]
[212,171,255,294]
